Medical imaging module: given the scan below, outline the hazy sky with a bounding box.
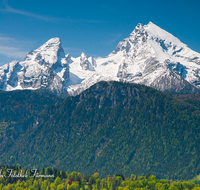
[0,0,200,66]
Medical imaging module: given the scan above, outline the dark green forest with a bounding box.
[0,90,63,151]
[1,82,200,180]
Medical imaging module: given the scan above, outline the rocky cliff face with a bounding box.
[68,22,200,95]
[1,22,200,96]
[0,37,69,95]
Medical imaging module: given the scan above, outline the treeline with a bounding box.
[0,166,200,190]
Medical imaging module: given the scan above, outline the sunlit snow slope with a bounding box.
[1,22,200,96]
[67,22,200,95]
[0,38,69,95]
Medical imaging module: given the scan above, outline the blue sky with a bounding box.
[0,0,200,66]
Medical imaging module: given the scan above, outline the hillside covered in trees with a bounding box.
[0,90,63,152]
[1,82,200,180]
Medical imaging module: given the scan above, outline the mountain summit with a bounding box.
[68,22,200,95]
[0,37,69,95]
[1,22,200,96]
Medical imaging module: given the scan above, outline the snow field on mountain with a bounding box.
[1,22,200,95]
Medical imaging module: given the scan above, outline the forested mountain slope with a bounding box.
[1,82,200,180]
[0,90,63,145]
[173,94,200,109]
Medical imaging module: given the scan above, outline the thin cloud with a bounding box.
[0,35,36,60]
[0,5,59,22]
[0,5,103,24]
[0,46,27,59]
[0,5,103,23]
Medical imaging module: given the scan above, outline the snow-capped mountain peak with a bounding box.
[24,37,67,69]
[145,21,182,46]
[0,37,69,95]
[79,52,95,71]
[67,22,200,95]
[1,22,200,96]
